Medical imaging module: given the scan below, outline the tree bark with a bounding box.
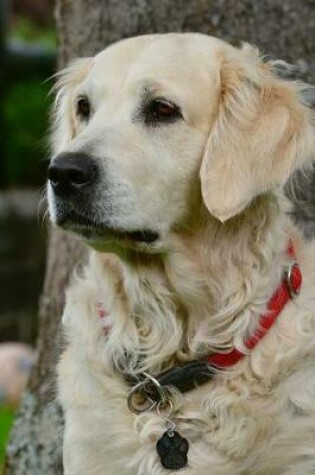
[4,0,315,473]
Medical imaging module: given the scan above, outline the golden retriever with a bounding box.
[48,34,315,474]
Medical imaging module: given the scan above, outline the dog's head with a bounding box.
[48,34,314,252]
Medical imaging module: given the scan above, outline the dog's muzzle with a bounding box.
[48,153,160,245]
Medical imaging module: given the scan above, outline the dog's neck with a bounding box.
[167,195,289,338]
[96,194,293,374]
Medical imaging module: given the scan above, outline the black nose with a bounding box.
[48,153,97,197]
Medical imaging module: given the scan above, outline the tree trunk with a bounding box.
[4,0,315,473]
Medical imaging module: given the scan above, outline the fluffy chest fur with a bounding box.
[58,232,315,475]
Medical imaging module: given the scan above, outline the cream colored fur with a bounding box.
[48,34,315,474]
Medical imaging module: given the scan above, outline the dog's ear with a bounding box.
[51,58,92,154]
[200,44,314,222]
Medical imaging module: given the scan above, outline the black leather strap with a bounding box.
[125,361,216,401]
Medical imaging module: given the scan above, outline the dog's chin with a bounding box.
[54,210,160,252]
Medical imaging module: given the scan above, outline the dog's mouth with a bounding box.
[56,210,160,245]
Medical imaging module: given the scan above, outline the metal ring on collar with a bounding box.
[127,372,167,414]
[142,372,168,401]
[285,262,300,299]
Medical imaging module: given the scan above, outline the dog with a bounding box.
[48,34,315,474]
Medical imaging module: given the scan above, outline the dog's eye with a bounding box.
[76,96,90,120]
[145,98,182,125]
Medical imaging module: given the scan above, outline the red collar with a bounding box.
[99,243,302,365]
[103,241,303,404]
[207,242,302,369]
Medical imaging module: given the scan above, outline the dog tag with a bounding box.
[156,430,189,470]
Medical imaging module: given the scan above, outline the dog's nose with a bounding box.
[48,153,97,196]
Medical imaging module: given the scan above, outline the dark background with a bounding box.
[0,0,55,346]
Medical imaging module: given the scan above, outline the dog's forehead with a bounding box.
[88,34,223,94]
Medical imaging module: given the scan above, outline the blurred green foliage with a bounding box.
[2,17,56,188]
[2,81,52,187]
[0,406,14,469]
[3,80,52,186]
[9,17,56,48]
